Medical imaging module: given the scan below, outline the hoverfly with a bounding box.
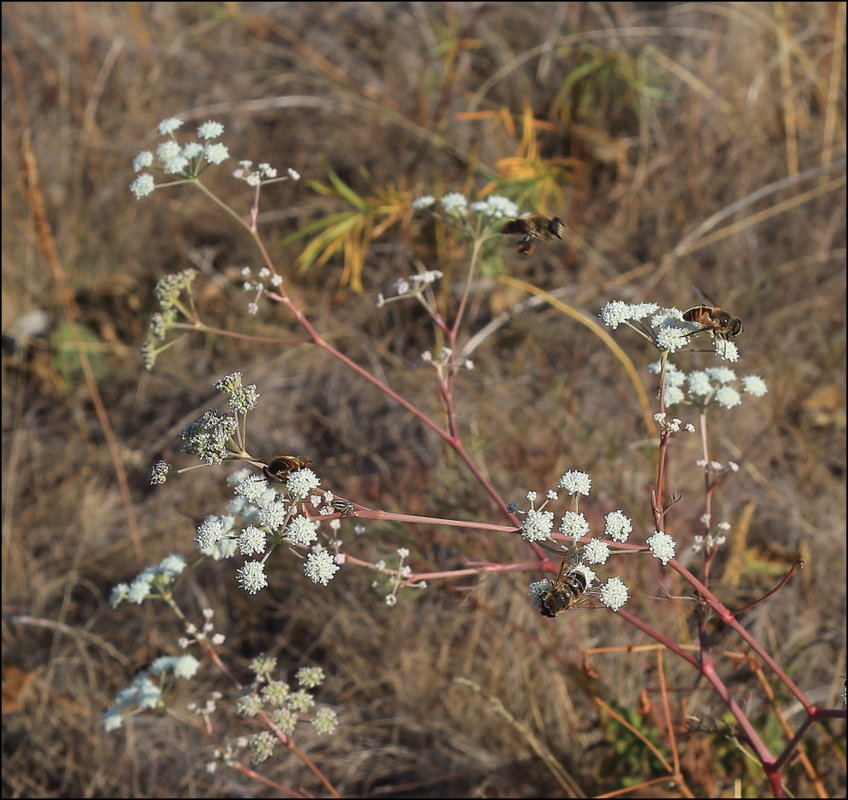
[263,455,312,483]
[538,557,597,618]
[500,214,566,256]
[682,287,743,341]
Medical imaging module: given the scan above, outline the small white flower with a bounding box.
[583,538,610,564]
[304,550,340,585]
[158,554,187,575]
[604,510,632,542]
[650,307,685,329]
[197,120,224,139]
[706,366,736,383]
[163,154,190,174]
[130,173,156,199]
[687,371,713,397]
[440,192,468,215]
[599,576,630,611]
[182,141,204,158]
[521,509,554,543]
[236,561,268,594]
[204,142,229,165]
[469,194,518,219]
[559,511,590,541]
[655,326,690,353]
[665,385,685,406]
[237,526,267,556]
[412,195,435,210]
[158,117,184,135]
[285,515,319,546]
[195,515,229,553]
[258,499,288,531]
[410,269,443,285]
[234,473,270,503]
[287,167,301,180]
[110,583,130,608]
[312,707,338,734]
[742,375,768,396]
[715,386,742,409]
[664,364,687,387]
[646,530,676,566]
[600,300,631,329]
[132,151,154,171]
[557,470,591,496]
[286,468,321,499]
[173,655,201,679]
[714,338,739,362]
[156,140,182,161]
[630,302,659,320]
[103,708,124,732]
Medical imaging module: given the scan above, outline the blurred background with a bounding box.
[2,2,845,797]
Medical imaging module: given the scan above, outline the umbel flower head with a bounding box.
[130,117,230,198]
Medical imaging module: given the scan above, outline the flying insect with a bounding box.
[500,214,566,256]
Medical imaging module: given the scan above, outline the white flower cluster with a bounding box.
[110,553,187,608]
[646,530,676,565]
[375,268,444,308]
[130,117,231,198]
[518,471,635,612]
[649,361,767,409]
[102,651,202,732]
[233,160,300,187]
[411,191,519,221]
[170,375,346,595]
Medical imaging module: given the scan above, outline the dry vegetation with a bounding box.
[2,2,845,797]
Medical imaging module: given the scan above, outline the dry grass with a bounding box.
[2,2,845,797]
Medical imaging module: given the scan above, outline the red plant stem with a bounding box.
[351,508,515,533]
[342,552,542,582]
[671,558,812,712]
[224,197,837,794]
[262,239,547,559]
[230,761,312,798]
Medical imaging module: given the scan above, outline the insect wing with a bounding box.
[690,284,719,308]
[501,218,532,236]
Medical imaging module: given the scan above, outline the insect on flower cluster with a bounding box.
[600,287,744,362]
[519,472,635,615]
